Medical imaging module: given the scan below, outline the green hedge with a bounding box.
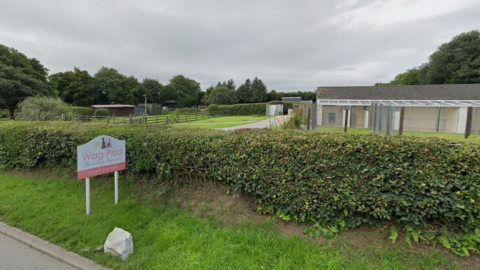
[73,107,93,116]
[1,122,479,255]
[219,101,294,115]
[95,108,109,117]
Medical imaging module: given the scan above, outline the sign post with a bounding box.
[77,135,126,215]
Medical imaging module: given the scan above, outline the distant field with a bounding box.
[172,116,272,128]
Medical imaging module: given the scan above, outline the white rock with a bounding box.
[104,227,134,261]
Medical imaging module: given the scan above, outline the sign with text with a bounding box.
[77,135,126,179]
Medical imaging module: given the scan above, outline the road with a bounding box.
[0,232,76,270]
[217,115,291,131]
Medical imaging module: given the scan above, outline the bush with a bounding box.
[208,104,219,112]
[95,108,109,117]
[0,110,8,118]
[73,107,93,116]
[1,123,479,255]
[15,96,74,121]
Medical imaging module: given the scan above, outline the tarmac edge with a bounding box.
[0,221,110,270]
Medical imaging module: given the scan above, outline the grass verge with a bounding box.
[0,170,473,270]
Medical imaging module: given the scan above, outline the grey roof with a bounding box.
[282,97,302,102]
[317,84,480,100]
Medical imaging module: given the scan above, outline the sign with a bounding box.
[77,135,126,215]
[77,135,126,179]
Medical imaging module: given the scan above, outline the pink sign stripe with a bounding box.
[77,163,126,179]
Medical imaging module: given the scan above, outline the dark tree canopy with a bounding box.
[251,77,268,103]
[142,78,164,104]
[202,86,237,105]
[168,75,202,106]
[158,84,179,103]
[93,67,148,105]
[379,30,480,85]
[0,44,53,118]
[49,67,95,106]
[236,78,252,103]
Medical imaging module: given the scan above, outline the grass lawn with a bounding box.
[0,170,474,270]
[171,115,273,128]
[316,126,480,141]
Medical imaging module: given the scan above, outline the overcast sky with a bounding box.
[1,0,479,91]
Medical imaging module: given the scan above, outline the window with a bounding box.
[328,112,336,123]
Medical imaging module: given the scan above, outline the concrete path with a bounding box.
[217,116,291,131]
[0,222,109,270]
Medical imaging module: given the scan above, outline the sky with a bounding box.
[1,0,479,92]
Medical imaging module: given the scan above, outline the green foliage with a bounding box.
[1,123,480,255]
[72,107,93,116]
[380,30,480,85]
[142,78,164,104]
[158,85,179,104]
[49,67,95,106]
[94,108,109,117]
[208,104,219,112]
[219,101,294,115]
[202,86,237,105]
[15,96,74,121]
[390,226,399,244]
[0,44,54,118]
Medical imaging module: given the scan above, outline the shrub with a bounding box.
[0,109,8,118]
[1,123,479,255]
[208,104,219,112]
[73,107,93,116]
[15,96,74,121]
[95,108,109,117]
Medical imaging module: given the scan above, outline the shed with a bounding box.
[91,105,135,117]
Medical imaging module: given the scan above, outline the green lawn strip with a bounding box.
[0,172,466,270]
[171,116,273,128]
[316,127,480,141]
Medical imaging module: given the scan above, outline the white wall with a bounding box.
[457,107,468,133]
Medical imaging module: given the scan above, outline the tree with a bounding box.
[0,44,53,118]
[236,79,252,103]
[169,75,201,96]
[168,75,202,106]
[251,77,268,103]
[202,86,237,105]
[267,90,280,101]
[142,78,163,103]
[158,85,178,103]
[49,67,95,106]
[379,30,480,85]
[427,30,480,84]
[93,67,136,104]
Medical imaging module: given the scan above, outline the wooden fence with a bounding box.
[75,110,230,125]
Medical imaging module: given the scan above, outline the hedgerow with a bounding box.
[0,122,479,256]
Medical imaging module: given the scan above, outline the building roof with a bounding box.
[317,99,480,107]
[281,97,302,102]
[317,84,480,100]
[91,105,135,108]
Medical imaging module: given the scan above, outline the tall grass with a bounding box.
[15,96,74,121]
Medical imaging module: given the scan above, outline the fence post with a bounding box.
[386,106,391,135]
[372,104,377,131]
[344,109,349,133]
[307,108,311,130]
[465,107,473,139]
[399,107,405,135]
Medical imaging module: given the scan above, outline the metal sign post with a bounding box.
[77,135,126,215]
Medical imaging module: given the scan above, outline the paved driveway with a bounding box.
[217,116,291,131]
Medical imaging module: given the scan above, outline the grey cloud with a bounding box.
[0,0,479,92]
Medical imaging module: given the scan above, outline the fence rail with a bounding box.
[73,110,230,125]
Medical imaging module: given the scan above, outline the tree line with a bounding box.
[376,30,480,86]
[0,43,316,118]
